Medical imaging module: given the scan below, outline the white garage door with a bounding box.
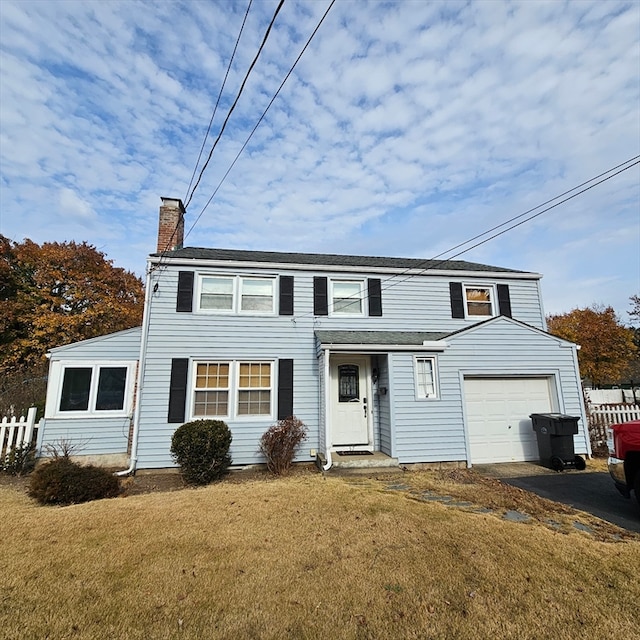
[464,377,554,464]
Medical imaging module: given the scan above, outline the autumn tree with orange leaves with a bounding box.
[547,304,637,387]
[1,235,143,414]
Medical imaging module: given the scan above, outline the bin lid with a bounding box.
[530,413,580,420]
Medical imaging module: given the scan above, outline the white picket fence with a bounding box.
[1,407,40,460]
[588,403,640,443]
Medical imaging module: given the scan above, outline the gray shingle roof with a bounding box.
[315,330,451,345]
[152,247,522,273]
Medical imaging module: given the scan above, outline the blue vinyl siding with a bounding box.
[40,328,141,457]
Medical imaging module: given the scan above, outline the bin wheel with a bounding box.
[551,456,565,472]
[574,456,586,471]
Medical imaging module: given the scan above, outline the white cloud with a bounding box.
[0,0,638,317]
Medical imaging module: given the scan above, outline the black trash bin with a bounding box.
[530,413,586,471]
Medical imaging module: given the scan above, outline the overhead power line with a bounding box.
[287,155,639,320]
[184,0,285,210]
[184,0,254,205]
[184,0,336,243]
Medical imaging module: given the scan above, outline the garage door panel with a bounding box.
[465,377,553,464]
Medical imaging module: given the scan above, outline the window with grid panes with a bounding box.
[193,362,230,416]
[237,362,272,415]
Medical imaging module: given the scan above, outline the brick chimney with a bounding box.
[157,197,185,253]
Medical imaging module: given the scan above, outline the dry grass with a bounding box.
[1,472,638,640]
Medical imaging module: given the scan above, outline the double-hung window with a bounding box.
[464,286,494,317]
[191,361,273,419]
[52,362,134,416]
[414,357,438,399]
[193,362,230,417]
[331,280,364,315]
[198,276,275,314]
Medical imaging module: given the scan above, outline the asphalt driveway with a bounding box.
[475,462,640,533]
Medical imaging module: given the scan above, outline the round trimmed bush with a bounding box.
[29,458,120,505]
[170,419,232,485]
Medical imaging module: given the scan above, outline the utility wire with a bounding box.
[286,155,639,319]
[184,0,336,243]
[153,0,283,269]
[184,0,285,210]
[183,0,254,205]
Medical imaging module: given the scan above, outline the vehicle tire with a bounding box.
[551,456,565,472]
[574,456,586,471]
[634,469,640,509]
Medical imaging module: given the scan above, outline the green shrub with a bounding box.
[170,419,232,485]
[28,457,120,505]
[260,416,307,475]
[2,442,36,476]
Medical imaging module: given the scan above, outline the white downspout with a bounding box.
[322,348,332,471]
[115,261,154,476]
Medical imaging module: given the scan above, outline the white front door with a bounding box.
[330,355,370,447]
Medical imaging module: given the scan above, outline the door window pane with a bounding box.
[60,368,92,411]
[338,365,359,402]
[95,367,127,411]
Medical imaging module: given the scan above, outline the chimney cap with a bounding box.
[160,197,186,213]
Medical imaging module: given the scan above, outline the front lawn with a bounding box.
[1,471,638,639]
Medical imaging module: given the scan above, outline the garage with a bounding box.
[464,377,554,464]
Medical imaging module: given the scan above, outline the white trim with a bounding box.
[329,278,365,317]
[149,256,542,280]
[187,359,275,421]
[463,283,496,319]
[319,341,449,352]
[47,360,136,419]
[195,273,276,316]
[413,356,440,400]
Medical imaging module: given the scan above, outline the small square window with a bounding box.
[465,287,493,317]
[332,280,363,315]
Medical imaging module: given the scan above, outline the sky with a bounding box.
[1,0,639,321]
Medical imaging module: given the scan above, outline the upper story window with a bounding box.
[464,286,494,317]
[198,275,275,314]
[331,280,364,315]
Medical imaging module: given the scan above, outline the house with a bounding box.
[38,197,590,471]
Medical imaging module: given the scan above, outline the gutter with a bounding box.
[115,262,154,476]
[322,348,333,471]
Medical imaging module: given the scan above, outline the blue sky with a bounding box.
[1,0,639,321]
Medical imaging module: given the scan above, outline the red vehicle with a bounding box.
[608,420,640,508]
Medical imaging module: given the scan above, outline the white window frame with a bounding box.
[330,279,365,316]
[463,284,496,319]
[189,360,275,421]
[196,275,276,315]
[47,360,136,418]
[192,362,231,419]
[414,356,439,400]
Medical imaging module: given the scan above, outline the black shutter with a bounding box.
[497,284,512,318]
[176,271,194,312]
[450,282,465,318]
[313,277,328,316]
[168,358,189,423]
[279,276,294,316]
[368,278,382,316]
[277,359,294,420]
